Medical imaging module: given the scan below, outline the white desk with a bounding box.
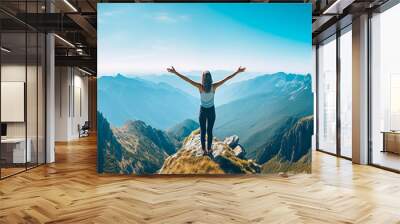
[1,138,31,163]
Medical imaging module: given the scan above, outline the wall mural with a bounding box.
[97,3,313,175]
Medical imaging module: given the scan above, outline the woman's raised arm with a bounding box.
[213,66,246,89]
[167,66,201,89]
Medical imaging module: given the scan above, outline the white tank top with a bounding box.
[200,90,215,108]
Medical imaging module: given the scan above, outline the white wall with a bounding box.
[1,65,27,139]
[72,72,89,138]
[1,65,41,137]
[1,63,46,164]
[55,66,69,141]
[55,67,89,141]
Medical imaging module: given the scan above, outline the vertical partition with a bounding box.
[1,30,28,178]
[27,30,38,169]
[339,27,353,159]
[0,1,47,179]
[370,3,400,171]
[317,35,337,155]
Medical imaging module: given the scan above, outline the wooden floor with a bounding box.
[372,150,400,171]
[1,167,26,178]
[1,135,400,224]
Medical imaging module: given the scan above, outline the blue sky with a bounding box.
[98,3,311,76]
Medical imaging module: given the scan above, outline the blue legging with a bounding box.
[199,106,216,151]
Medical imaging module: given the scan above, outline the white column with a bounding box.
[45,0,56,163]
[46,32,55,163]
[352,14,369,164]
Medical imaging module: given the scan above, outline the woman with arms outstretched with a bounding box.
[166,66,246,156]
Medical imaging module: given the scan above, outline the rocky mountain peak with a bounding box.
[159,129,260,174]
[123,120,147,130]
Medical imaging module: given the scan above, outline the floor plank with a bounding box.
[0,135,400,224]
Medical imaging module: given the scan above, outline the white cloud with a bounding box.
[100,9,126,17]
[154,13,176,23]
[153,12,189,24]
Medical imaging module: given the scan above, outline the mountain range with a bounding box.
[215,72,312,105]
[98,74,197,129]
[97,72,314,174]
[213,73,313,158]
[98,72,312,132]
[139,71,264,98]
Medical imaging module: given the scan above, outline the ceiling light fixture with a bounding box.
[76,48,85,55]
[322,0,355,15]
[63,0,78,12]
[322,0,343,15]
[78,67,93,76]
[54,34,75,48]
[1,47,11,53]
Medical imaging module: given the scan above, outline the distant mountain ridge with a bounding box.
[98,74,198,129]
[216,72,312,105]
[139,71,264,98]
[167,119,199,141]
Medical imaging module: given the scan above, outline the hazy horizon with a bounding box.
[98,70,311,77]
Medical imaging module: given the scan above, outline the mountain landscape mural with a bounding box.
[97,72,313,175]
[97,3,312,175]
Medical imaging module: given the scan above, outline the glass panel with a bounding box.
[318,37,337,154]
[27,31,38,169]
[340,29,352,158]
[371,4,400,171]
[0,1,46,178]
[26,0,39,169]
[1,31,27,177]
